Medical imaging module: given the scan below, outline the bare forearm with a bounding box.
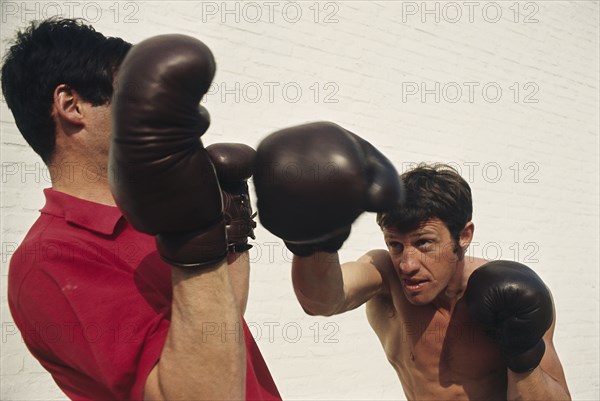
[153,261,245,400]
[507,368,571,401]
[291,252,345,316]
[228,251,250,315]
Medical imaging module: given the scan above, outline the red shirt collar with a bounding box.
[40,188,123,236]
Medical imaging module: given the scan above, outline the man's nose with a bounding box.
[398,248,420,276]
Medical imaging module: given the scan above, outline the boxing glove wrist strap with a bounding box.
[156,220,229,268]
[160,252,228,269]
[284,226,351,257]
[228,243,253,253]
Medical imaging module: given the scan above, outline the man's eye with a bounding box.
[417,239,433,248]
[388,242,402,249]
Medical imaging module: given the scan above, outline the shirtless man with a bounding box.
[252,122,571,400]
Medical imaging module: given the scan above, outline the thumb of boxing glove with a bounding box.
[349,132,406,212]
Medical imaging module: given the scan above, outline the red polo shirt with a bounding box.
[8,188,281,401]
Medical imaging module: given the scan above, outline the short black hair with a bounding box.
[1,18,132,163]
[377,163,473,251]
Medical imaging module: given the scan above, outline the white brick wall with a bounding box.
[1,1,598,400]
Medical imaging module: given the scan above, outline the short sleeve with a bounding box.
[9,238,171,401]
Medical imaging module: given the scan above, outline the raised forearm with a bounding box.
[154,261,245,400]
[507,368,571,401]
[291,252,345,316]
[227,251,250,315]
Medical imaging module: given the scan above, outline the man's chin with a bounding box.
[403,290,433,306]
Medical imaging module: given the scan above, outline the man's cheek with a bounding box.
[436,243,456,263]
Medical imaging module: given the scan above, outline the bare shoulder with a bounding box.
[360,249,397,318]
[463,256,490,281]
[357,249,395,293]
[465,256,489,270]
[538,292,570,396]
[357,249,394,273]
[467,257,553,286]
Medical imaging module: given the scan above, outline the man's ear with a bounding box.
[53,84,85,128]
[459,221,475,254]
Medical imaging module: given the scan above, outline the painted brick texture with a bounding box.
[1,1,598,400]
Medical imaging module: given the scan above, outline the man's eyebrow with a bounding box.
[412,230,437,237]
[384,229,438,240]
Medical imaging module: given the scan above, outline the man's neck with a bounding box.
[49,161,116,206]
[431,255,488,314]
[431,258,468,314]
[53,183,116,206]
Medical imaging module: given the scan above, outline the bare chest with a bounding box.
[369,299,507,400]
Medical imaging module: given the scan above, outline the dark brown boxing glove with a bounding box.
[465,261,554,373]
[253,122,404,256]
[207,143,257,253]
[110,34,227,267]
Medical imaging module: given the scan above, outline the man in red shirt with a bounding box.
[3,18,280,400]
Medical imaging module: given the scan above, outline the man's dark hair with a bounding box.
[377,163,473,252]
[1,18,132,163]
